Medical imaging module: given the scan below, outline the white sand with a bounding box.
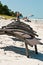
[0,19,43,65]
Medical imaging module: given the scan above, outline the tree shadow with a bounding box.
[0,45,43,61]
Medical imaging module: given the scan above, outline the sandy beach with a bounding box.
[0,19,43,65]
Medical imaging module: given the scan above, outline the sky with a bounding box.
[0,0,43,19]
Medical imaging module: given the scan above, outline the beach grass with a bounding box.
[0,14,16,19]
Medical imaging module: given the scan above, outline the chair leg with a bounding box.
[35,45,38,54]
[25,42,29,58]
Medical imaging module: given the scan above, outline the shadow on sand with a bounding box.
[0,45,43,61]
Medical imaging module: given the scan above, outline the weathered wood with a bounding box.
[0,20,39,57]
[25,42,29,58]
[0,28,39,46]
[0,28,37,38]
[5,31,25,41]
[35,45,38,54]
[2,21,38,37]
[1,26,38,37]
[4,31,38,47]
